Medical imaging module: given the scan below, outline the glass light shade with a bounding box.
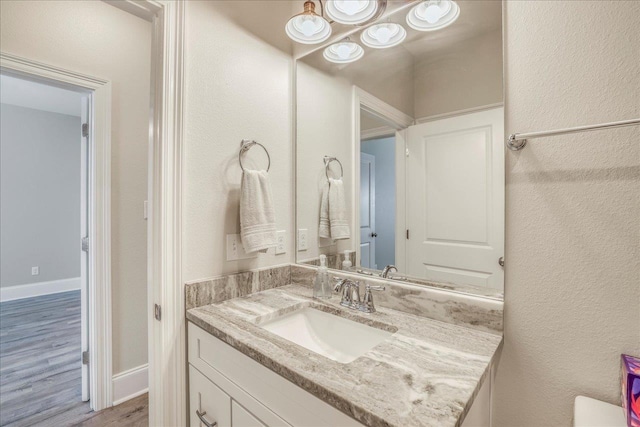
[325,0,379,25]
[323,41,364,63]
[406,0,460,32]
[286,1,332,44]
[360,23,406,49]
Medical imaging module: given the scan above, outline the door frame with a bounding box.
[102,1,185,422]
[352,87,413,268]
[359,152,377,269]
[143,1,186,426]
[1,0,185,420]
[0,52,113,411]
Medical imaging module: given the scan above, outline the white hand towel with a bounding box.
[319,181,331,239]
[328,177,350,240]
[240,169,277,253]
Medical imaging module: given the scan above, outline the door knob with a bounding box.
[498,257,504,267]
[371,233,378,238]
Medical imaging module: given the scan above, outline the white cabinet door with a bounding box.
[190,365,232,427]
[406,108,504,290]
[232,401,265,427]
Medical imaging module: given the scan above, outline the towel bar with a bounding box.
[323,156,344,180]
[239,139,271,172]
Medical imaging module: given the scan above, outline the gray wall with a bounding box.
[361,136,396,268]
[1,103,81,287]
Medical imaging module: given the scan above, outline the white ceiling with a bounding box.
[0,74,83,117]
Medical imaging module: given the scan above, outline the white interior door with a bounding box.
[360,153,376,269]
[405,108,504,289]
[80,95,90,402]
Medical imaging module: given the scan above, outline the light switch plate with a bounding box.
[275,230,286,255]
[226,234,258,261]
[298,229,308,251]
[31,266,39,276]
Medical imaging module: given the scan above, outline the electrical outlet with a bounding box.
[31,266,40,276]
[226,234,258,261]
[298,229,308,251]
[275,230,286,255]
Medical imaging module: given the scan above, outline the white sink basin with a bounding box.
[259,307,393,363]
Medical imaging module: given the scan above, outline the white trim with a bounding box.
[356,87,414,130]
[352,87,414,267]
[102,0,161,22]
[0,278,81,302]
[360,125,395,141]
[394,129,407,273]
[1,52,113,412]
[415,102,504,124]
[112,364,149,406]
[146,1,186,426]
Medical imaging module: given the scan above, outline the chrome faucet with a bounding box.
[380,265,398,278]
[333,278,385,313]
[333,278,359,309]
[360,284,385,313]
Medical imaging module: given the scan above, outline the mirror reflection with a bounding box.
[296,0,504,296]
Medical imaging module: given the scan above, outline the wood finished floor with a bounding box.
[0,291,148,426]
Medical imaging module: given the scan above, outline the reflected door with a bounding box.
[405,108,504,289]
[360,153,376,269]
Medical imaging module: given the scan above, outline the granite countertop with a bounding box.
[187,284,503,427]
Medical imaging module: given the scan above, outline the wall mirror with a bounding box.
[295,0,504,297]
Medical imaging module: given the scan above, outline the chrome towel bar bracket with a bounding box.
[324,155,344,180]
[506,118,640,151]
[239,139,271,172]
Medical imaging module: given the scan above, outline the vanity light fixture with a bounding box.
[360,22,406,49]
[323,40,364,63]
[406,0,460,32]
[286,0,332,44]
[325,0,384,26]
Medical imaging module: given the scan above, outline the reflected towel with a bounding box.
[319,181,331,239]
[328,178,350,240]
[240,169,277,253]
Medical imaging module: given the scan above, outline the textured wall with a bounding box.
[1,105,81,287]
[183,1,294,282]
[0,1,151,374]
[295,62,354,262]
[413,30,503,119]
[495,2,640,426]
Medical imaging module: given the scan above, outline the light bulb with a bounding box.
[336,0,362,16]
[424,4,442,23]
[301,19,316,36]
[375,27,391,43]
[407,0,459,32]
[336,44,351,59]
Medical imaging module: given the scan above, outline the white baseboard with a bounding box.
[112,364,148,406]
[0,277,81,302]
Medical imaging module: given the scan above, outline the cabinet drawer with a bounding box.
[232,401,265,427]
[189,365,231,427]
[188,322,363,427]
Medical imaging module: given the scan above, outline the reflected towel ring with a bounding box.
[324,155,344,180]
[239,139,271,172]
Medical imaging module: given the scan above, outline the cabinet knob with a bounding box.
[371,232,378,238]
[196,410,217,427]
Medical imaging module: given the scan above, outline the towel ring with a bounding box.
[239,139,271,172]
[323,156,343,180]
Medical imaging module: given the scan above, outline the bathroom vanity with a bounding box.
[185,0,506,424]
[185,266,503,427]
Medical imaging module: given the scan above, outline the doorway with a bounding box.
[0,72,93,424]
[360,135,397,270]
